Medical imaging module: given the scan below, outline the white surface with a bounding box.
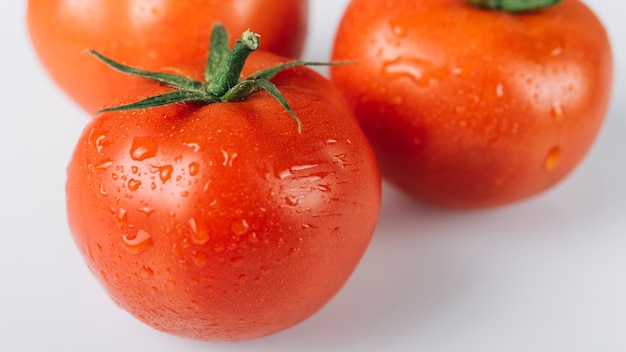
[2,1,625,351]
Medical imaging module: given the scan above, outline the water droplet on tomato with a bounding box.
[192,250,208,267]
[278,168,293,180]
[391,24,407,37]
[317,184,331,193]
[184,142,200,152]
[231,219,250,236]
[230,257,244,267]
[95,159,113,170]
[116,208,128,227]
[285,195,301,206]
[495,83,504,97]
[130,137,158,161]
[140,265,154,277]
[221,150,238,167]
[382,57,434,87]
[189,162,200,176]
[544,147,561,171]
[189,218,210,245]
[247,232,259,244]
[151,165,174,183]
[99,184,108,196]
[551,101,564,121]
[137,206,155,216]
[128,179,142,191]
[122,229,153,254]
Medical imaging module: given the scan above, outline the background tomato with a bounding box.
[27,0,308,112]
[331,0,613,209]
[65,50,381,341]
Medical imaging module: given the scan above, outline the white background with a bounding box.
[2,1,625,351]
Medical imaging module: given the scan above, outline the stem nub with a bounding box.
[468,0,562,12]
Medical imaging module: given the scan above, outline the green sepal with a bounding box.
[468,0,562,12]
[205,23,229,82]
[97,90,216,114]
[87,50,204,91]
[256,79,302,134]
[246,61,356,81]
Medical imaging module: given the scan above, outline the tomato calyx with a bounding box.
[468,0,562,12]
[90,23,338,133]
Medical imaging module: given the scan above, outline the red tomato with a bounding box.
[331,0,613,209]
[65,49,381,341]
[27,0,308,112]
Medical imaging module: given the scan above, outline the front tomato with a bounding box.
[27,0,308,112]
[331,0,613,209]
[65,37,381,341]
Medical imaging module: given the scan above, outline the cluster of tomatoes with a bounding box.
[27,0,611,343]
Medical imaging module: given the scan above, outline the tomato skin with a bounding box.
[65,51,381,341]
[331,0,613,209]
[27,0,308,112]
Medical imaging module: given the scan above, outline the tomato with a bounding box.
[27,0,308,112]
[330,0,613,209]
[65,27,381,341]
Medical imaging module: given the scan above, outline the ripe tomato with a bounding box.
[331,0,613,209]
[65,45,381,341]
[27,0,308,112]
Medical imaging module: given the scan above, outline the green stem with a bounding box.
[208,30,260,96]
[468,0,562,12]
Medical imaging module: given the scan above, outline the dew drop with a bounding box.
[137,206,155,216]
[192,250,209,267]
[96,159,113,170]
[116,208,128,227]
[221,150,238,167]
[140,265,154,278]
[382,57,434,87]
[99,184,108,196]
[230,257,244,267]
[122,229,153,254]
[189,162,200,176]
[544,146,561,171]
[496,83,504,97]
[95,135,107,153]
[285,195,301,206]
[130,137,158,161]
[247,232,259,244]
[189,218,210,245]
[551,101,564,121]
[151,165,174,183]
[231,219,250,236]
[391,24,406,37]
[184,142,201,152]
[128,179,142,191]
